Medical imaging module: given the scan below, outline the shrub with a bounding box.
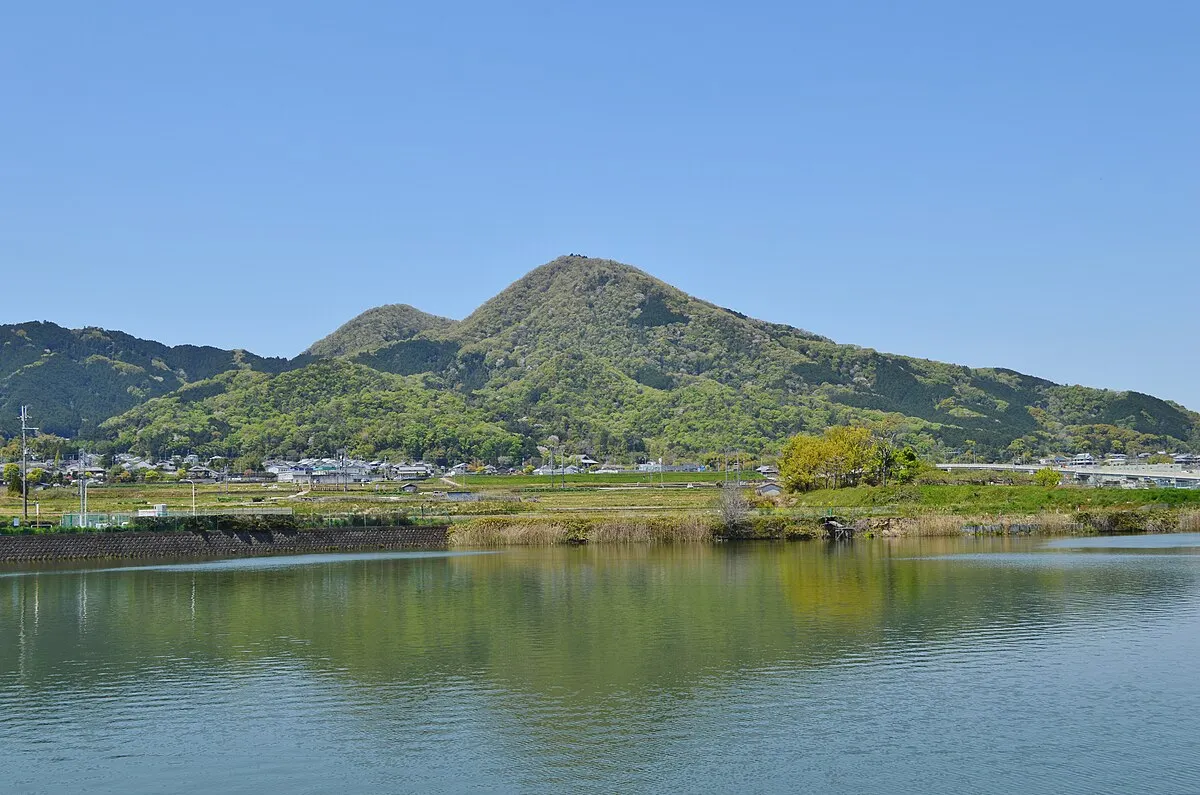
[1034,468,1061,488]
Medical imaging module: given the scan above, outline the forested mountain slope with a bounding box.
[91,256,1199,462]
[0,322,292,438]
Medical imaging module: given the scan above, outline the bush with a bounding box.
[1034,468,1061,488]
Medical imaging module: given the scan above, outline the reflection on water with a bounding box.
[1046,532,1200,550]
[3,537,1200,794]
[0,549,500,579]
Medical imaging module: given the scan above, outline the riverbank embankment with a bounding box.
[447,508,1200,545]
[0,526,448,563]
[5,508,1198,560]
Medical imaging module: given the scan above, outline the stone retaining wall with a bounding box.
[0,526,449,563]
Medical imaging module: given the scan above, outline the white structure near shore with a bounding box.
[938,463,1200,489]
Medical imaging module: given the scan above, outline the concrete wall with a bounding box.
[0,526,448,563]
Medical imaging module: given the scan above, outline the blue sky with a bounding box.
[3,1,1197,408]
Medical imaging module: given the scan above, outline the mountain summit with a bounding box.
[305,303,456,357]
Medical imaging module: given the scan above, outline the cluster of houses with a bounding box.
[1039,452,1200,468]
[14,449,782,489]
[528,460,711,476]
[114,453,227,480]
[5,452,218,486]
[264,459,434,485]
[10,453,441,487]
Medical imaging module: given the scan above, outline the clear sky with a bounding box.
[3,1,1197,408]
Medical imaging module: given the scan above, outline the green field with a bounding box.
[4,477,1199,534]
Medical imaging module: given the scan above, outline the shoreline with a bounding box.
[0,525,449,564]
[4,508,1198,563]
[446,510,1200,546]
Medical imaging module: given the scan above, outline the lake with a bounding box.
[4,535,1200,794]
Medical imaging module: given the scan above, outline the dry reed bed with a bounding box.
[451,509,1200,545]
[449,515,715,546]
[876,512,1082,537]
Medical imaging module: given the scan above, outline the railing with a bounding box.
[58,507,293,529]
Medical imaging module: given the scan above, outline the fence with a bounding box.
[60,513,136,529]
[36,508,423,534]
[59,507,293,530]
[309,512,414,528]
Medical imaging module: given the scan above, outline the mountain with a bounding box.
[0,322,291,438]
[304,304,456,358]
[5,256,1198,462]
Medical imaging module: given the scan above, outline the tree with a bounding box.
[717,483,750,529]
[867,418,908,486]
[779,434,828,493]
[893,448,923,483]
[1034,468,1061,488]
[4,463,20,495]
[823,426,874,488]
[1006,438,1031,464]
[779,426,875,492]
[27,468,45,485]
[234,454,262,475]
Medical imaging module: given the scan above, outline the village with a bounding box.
[8,451,745,488]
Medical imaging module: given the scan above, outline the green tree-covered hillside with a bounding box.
[305,304,456,357]
[102,360,523,463]
[7,257,1199,461]
[0,322,292,438]
[95,256,1200,461]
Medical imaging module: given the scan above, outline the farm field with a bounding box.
[5,476,1200,531]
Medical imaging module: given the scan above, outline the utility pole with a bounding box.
[79,448,89,524]
[19,406,38,524]
[182,480,196,515]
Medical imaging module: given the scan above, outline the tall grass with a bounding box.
[449,515,715,546]
[881,512,1083,537]
[588,515,713,543]
[450,507,1200,544]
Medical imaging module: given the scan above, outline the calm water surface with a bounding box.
[4,536,1200,794]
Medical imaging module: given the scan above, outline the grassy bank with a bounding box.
[789,484,1200,515]
[6,479,1200,542]
[450,506,1200,546]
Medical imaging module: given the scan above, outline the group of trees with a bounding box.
[778,426,923,493]
[4,463,56,494]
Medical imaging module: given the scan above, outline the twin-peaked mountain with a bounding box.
[2,256,1197,461]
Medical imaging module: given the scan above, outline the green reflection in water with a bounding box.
[3,538,1199,794]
